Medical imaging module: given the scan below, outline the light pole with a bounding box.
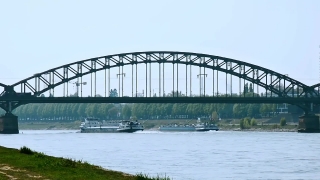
[70,81,87,97]
[117,73,126,97]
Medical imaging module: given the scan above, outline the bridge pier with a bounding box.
[298,114,320,133]
[0,113,19,134]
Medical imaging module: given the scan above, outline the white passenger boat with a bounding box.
[80,117,144,133]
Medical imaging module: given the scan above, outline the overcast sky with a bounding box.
[0,0,319,96]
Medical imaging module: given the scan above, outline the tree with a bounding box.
[108,107,119,118]
[211,111,218,121]
[233,104,246,118]
[259,104,268,116]
[122,104,131,119]
[109,89,118,97]
[77,104,87,118]
[280,117,286,126]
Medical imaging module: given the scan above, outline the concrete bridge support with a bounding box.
[298,114,320,133]
[0,113,19,134]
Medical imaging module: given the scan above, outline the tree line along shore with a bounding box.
[2,101,304,122]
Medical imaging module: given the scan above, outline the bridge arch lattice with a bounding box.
[3,51,319,100]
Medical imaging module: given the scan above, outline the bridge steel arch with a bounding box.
[0,51,319,113]
[7,51,318,99]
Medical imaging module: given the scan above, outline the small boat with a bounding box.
[80,117,144,133]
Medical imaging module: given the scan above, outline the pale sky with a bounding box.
[0,0,319,96]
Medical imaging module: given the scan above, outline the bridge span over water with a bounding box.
[0,51,319,133]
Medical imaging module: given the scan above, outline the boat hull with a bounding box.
[80,127,117,133]
[159,125,219,132]
[80,127,142,133]
[116,129,144,133]
[195,128,219,132]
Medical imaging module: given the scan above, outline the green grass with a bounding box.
[0,146,170,180]
[136,173,171,180]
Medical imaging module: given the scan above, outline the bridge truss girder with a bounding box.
[0,51,319,113]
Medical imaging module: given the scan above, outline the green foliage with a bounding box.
[122,104,132,119]
[280,117,286,126]
[11,101,282,121]
[34,152,46,158]
[135,173,170,180]
[240,117,251,129]
[272,124,279,129]
[20,146,34,155]
[250,118,257,126]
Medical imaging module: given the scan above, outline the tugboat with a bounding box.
[80,117,144,133]
[117,120,144,132]
[194,119,219,131]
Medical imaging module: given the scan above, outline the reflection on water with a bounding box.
[1,130,320,180]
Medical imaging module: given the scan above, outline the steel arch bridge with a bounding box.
[1,51,320,113]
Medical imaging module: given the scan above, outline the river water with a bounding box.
[1,130,320,180]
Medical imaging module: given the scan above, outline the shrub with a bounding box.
[250,118,257,126]
[240,117,251,129]
[34,152,46,158]
[280,117,286,126]
[20,146,34,155]
[135,173,170,180]
[62,158,77,168]
[240,119,245,129]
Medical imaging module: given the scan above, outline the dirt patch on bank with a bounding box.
[0,164,49,180]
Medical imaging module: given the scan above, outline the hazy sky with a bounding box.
[0,0,319,95]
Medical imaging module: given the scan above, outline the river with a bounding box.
[1,130,320,180]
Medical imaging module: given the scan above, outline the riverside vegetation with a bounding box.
[0,146,170,180]
[234,117,297,132]
[0,90,304,122]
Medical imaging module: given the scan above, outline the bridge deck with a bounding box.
[1,96,319,104]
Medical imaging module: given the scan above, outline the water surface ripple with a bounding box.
[1,130,319,180]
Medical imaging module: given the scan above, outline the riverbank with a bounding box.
[18,119,298,132]
[0,146,170,180]
[217,123,298,132]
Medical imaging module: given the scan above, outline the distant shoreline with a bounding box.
[221,128,297,132]
[18,119,298,132]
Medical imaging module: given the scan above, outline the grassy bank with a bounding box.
[18,121,81,130]
[0,146,170,180]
